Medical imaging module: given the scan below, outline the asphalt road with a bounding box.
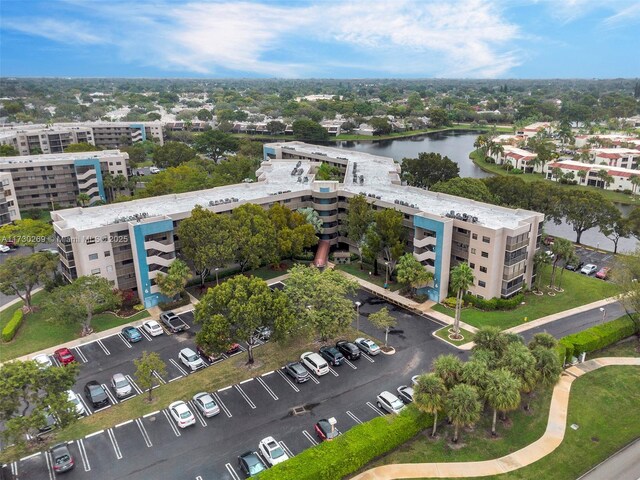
[578,437,640,480]
[0,243,57,306]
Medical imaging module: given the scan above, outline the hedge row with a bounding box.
[558,316,639,362]
[158,291,190,311]
[2,310,24,342]
[463,293,524,311]
[258,406,432,480]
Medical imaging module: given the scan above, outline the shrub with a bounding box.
[561,316,638,360]
[133,304,145,312]
[463,293,524,311]
[293,250,315,261]
[511,168,523,174]
[623,189,633,195]
[2,310,24,342]
[158,290,190,311]
[443,296,458,308]
[259,406,432,480]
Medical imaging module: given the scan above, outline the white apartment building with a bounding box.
[590,148,640,169]
[492,146,540,173]
[545,160,640,192]
[0,172,20,226]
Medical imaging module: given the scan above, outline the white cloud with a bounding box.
[4,18,103,44]
[603,3,640,27]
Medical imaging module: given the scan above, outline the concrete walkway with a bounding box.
[0,287,44,313]
[351,357,640,480]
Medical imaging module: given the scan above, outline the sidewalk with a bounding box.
[351,357,640,480]
[0,287,44,313]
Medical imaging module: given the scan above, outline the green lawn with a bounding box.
[335,263,403,291]
[0,291,150,362]
[432,267,619,330]
[434,326,475,346]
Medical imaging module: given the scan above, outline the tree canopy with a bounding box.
[292,119,329,141]
[153,141,198,168]
[431,177,496,203]
[0,251,58,310]
[401,152,460,188]
[193,130,239,161]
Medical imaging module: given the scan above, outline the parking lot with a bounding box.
[4,289,460,479]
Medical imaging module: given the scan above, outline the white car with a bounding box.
[581,264,598,275]
[397,385,414,404]
[300,352,329,376]
[258,436,289,466]
[67,390,86,416]
[168,401,195,428]
[149,166,160,174]
[33,354,53,369]
[354,337,381,356]
[192,392,220,417]
[376,391,406,415]
[411,375,421,386]
[179,348,206,371]
[111,373,133,398]
[142,319,164,337]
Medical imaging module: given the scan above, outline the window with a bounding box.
[469,263,475,269]
[481,251,488,258]
[88,253,98,260]
[86,237,95,245]
[478,280,486,288]
[91,268,101,275]
[470,248,476,255]
[472,233,478,240]
[106,265,113,273]
[480,266,487,273]
[482,236,490,243]
[104,251,111,257]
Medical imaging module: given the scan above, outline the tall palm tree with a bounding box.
[630,175,640,194]
[112,174,127,199]
[449,263,474,339]
[472,326,509,358]
[460,359,490,396]
[501,342,538,410]
[548,237,574,289]
[577,169,588,184]
[76,193,91,207]
[484,368,521,436]
[413,373,447,437]
[446,384,482,443]
[532,250,551,292]
[432,354,463,390]
[530,346,562,389]
[488,141,505,163]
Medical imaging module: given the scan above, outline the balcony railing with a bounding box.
[505,238,529,251]
[504,252,527,266]
[501,283,524,297]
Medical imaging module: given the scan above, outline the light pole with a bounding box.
[384,261,389,289]
[355,301,361,332]
[215,267,219,286]
[599,307,606,321]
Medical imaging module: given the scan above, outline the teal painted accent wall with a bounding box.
[132,219,174,308]
[73,158,106,202]
[320,187,330,193]
[413,216,445,302]
[263,146,276,160]
[130,124,146,141]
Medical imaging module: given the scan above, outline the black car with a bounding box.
[284,361,310,383]
[238,451,267,477]
[319,346,344,366]
[50,443,75,473]
[314,418,340,441]
[565,261,584,271]
[84,381,109,409]
[160,311,185,333]
[336,340,360,360]
[37,410,57,436]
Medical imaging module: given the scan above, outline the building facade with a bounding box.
[0,172,20,226]
[51,142,543,308]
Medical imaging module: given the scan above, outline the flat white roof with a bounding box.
[591,148,640,155]
[0,150,125,166]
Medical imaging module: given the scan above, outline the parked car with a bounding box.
[179,347,206,371]
[397,385,414,404]
[37,409,57,435]
[84,381,109,409]
[192,392,220,417]
[33,354,53,369]
[411,375,420,386]
[149,166,160,174]
[254,326,272,341]
[376,391,406,415]
[283,361,310,383]
[121,326,142,343]
[168,401,195,428]
[110,373,133,398]
[160,311,186,333]
[50,443,75,473]
[258,436,289,466]
[354,337,381,356]
[39,248,59,255]
[581,264,598,275]
[319,346,344,366]
[142,319,164,336]
[226,343,242,355]
[54,348,76,366]
[196,343,240,363]
[543,235,555,246]
[335,340,361,360]
[314,419,340,441]
[565,260,584,271]
[300,352,329,376]
[67,390,86,416]
[238,451,267,477]
[596,267,611,280]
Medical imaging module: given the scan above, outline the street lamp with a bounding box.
[215,267,220,286]
[354,301,361,332]
[599,307,606,321]
[384,261,389,289]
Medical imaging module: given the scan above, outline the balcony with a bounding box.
[146,255,175,268]
[501,283,524,297]
[76,169,98,181]
[414,249,435,262]
[414,235,436,249]
[144,239,174,253]
[504,252,527,266]
[503,268,525,282]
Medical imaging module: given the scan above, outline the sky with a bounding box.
[1,0,639,79]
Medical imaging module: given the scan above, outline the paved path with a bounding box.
[351,357,640,480]
[578,437,640,480]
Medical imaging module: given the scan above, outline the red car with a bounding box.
[595,267,611,280]
[196,343,241,362]
[54,348,76,366]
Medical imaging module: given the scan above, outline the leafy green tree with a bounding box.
[344,195,372,268]
[196,275,292,364]
[297,207,323,233]
[431,177,496,203]
[413,373,447,437]
[500,342,538,410]
[561,190,618,244]
[484,368,521,436]
[231,204,277,271]
[428,107,450,128]
[450,262,475,339]
[401,152,460,188]
[368,307,396,347]
[432,354,463,390]
[369,117,392,135]
[267,203,318,261]
[460,359,490,394]
[134,351,168,402]
[364,208,405,278]
[0,144,19,156]
[446,384,482,443]
[64,142,100,152]
[47,276,122,335]
[153,141,198,168]
[196,108,213,121]
[194,130,239,162]
[266,120,286,135]
[122,143,150,168]
[396,253,433,295]
[156,259,191,300]
[292,119,329,141]
[284,264,358,340]
[0,219,53,252]
[0,252,58,311]
[601,210,630,254]
[315,162,341,180]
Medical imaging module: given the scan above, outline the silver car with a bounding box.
[111,373,132,398]
[192,392,220,417]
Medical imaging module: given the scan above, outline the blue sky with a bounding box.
[1,0,639,78]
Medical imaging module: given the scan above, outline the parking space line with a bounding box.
[168,376,182,382]
[107,428,123,459]
[134,418,153,447]
[77,438,91,472]
[51,356,61,367]
[225,463,242,480]
[344,359,357,370]
[302,430,318,446]
[361,353,375,363]
[234,384,257,409]
[256,376,279,400]
[44,450,54,480]
[169,358,189,377]
[85,429,104,438]
[73,347,88,363]
[280,441,294,458]
[152,371,166,385]
[117,334,133,349]
[137,327,152,342]
[115,419,133,428]
[218,385,232,392]
[10,461,18,480]
[238,344,247,352]
[277,369,300,392]
[188,401,208,427]
[143,410,160,418]
[346,410,363,424]
[261,370,274,376]
[20,452,41,461]
[239,378,253,385]
[93,404,111,413]
[101,384,119,405]
[308,373,320,384]
[162,410,181,437]
[96,339,111,356]
[328,367,339,377]
[126,375,143,395]
[78,394,92,415]
[211,392,232,418]
[366,401,386,416]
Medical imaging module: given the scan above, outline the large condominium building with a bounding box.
[0,122,164,155]
[0,172,20,226]
[0,150,130,211]
[51,142,544,309]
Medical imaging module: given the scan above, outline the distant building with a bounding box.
[355,123,375,136]
[574,134,640,148]
[0,171,20,226]
[492,146,540,173]
[517,122,553,138]
[590,148,640,169]
[295,94,342,102]
[320,121,342,136]
[545,160,640,192]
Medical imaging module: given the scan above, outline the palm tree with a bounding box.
[577,169,588,184]
[472,326,509,358]
[551,167,563,182]
[449,263,474,339]
[484,368,521,436]
[488,141,505,163]
[102,171,114,201]
[76,193,91,207]
[532,250,550,292]
[432,354,463,390]
[460,359,490,395]
[548,237,574,289]
[112,174,127,199]
[630,175,640,194]
[530,346,562,390]
[501,342,538,410]
[446,384,482,443]
[413,373,447,437]
[596,169,614,189]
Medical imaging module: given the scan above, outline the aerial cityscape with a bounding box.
[0,1,639,480]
